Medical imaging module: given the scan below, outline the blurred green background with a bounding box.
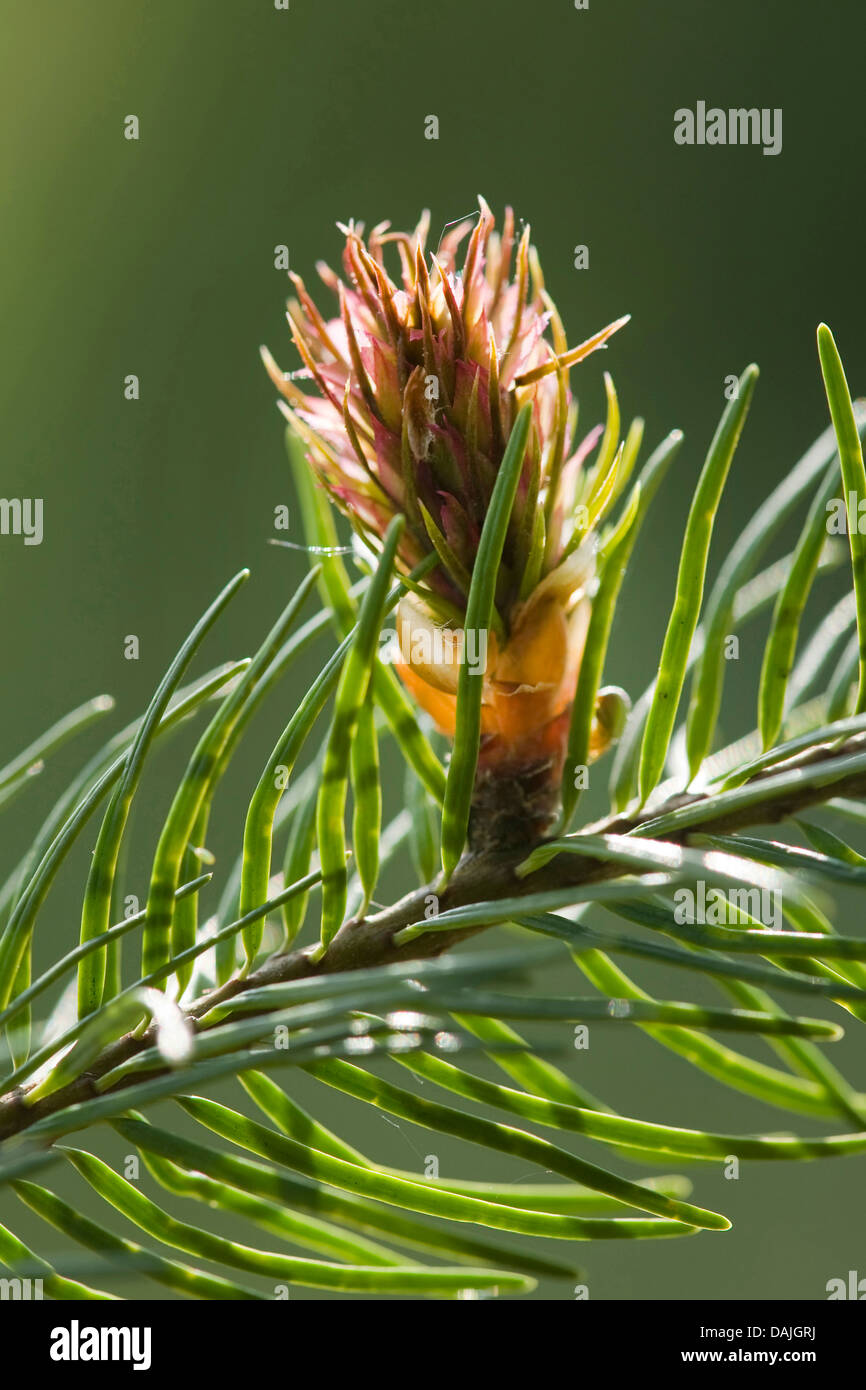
[1,0,865,1300]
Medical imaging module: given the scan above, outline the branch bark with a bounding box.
[2,736,865,1143]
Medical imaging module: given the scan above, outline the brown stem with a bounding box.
[2,738,865,1144]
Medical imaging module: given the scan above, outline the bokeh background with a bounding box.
[1,0,865,1300]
